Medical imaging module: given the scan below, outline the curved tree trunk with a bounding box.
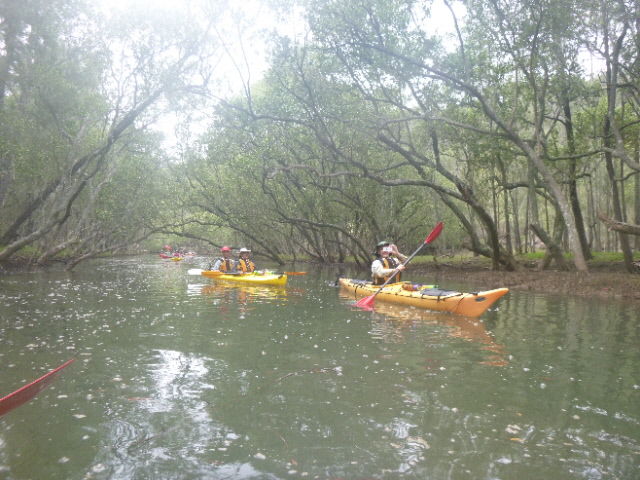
[604,118,635,273]
[563,98,592,260]
[531,222,570,271]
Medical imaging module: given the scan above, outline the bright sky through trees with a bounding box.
[93,0,461,150]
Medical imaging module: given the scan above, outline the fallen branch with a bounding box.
[598,212,640,236]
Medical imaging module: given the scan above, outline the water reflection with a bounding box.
[94,349,244,479]
[187,282,290,316]
[1,259,639,480]
[340,291,508,366]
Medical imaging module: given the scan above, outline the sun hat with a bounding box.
[239,247,251,253]
[221,246,232,252]
[374,240,390,254]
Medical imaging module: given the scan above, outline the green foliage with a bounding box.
[3,0,640,270]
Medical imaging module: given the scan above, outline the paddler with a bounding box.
[236,248,256,273]
[371,241,407,285]
[212,246,236,272]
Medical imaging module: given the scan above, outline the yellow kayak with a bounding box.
[201,271,288,286]
[339,278,508,318]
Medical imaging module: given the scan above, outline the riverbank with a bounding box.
[3,252,640,302]
[408,257,640,302]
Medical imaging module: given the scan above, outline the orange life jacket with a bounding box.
[217,257,234,272]
[373,256,402,285]
[237,258,255,273]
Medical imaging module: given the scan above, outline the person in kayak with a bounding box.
[212,246,236,272]
[371,241,407,285]
[236,248,256,273]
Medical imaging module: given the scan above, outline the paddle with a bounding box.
[0,358,75,417]
[355,222,444,309]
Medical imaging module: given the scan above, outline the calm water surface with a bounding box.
[0,256,638,479]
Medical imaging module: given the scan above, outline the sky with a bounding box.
[92,0,463,152]
[94,0,305,151]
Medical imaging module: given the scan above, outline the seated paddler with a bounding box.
[236,247,256,273]
[371,240,407,285]
[212,246,236,272]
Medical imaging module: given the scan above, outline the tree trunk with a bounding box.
[531,222,569,271]
[604,117,635,272]
[563,98,592,259]
[511,190,523,254]
[635,139,640,250]
[497,155,513,254]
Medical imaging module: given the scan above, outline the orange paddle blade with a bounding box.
[0,358,75,416]
[284,271,307,275]
[425,221,444,244]
[354,295,376,309]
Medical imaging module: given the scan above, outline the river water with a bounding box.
[0,256,638,479]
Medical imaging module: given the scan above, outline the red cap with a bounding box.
[221,246,231,252]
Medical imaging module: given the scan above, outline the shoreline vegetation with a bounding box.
[4,251,639,303]
[3,0,640,297]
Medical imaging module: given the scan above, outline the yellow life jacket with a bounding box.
[217,258,234,272]
[373,256,402,285]
[237,258,255,273]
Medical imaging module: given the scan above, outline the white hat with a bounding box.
[239,247,251,253]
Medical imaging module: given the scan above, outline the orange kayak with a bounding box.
[339,278,508,317]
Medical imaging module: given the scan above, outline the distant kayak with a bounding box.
[201,271,287,286]
[339,278,508,318]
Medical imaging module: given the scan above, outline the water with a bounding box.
[0,256,638,479]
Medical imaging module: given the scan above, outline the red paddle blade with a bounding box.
[0,358,75,417]
[355,295,376,309]
[425,221,444,244]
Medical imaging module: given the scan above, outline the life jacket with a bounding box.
[237,258,255,273]
[373,256,402,285]
[217,257,234,273]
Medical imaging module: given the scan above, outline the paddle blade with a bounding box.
[354,295,376,309]
[425,221,444,244]
[284,271,307,275]
[187,269,204,276]
[0,358,75,417]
